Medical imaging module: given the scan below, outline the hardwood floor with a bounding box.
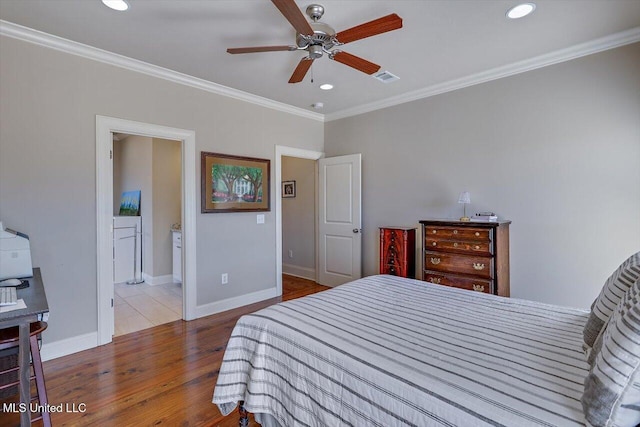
[0,275,328,427]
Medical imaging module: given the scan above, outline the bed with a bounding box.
[213,274,592,426]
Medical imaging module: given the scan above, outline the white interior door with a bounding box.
[318,154,362,287]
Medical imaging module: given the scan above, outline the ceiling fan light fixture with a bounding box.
[506,3,536,19]
[102,0,129,11]
[319,84,333,90]
[308,44,324,59]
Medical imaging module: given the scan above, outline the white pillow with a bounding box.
[582,277,640,426]
[583,251,640,353]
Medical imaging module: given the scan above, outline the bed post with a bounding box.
[238,400,249,427]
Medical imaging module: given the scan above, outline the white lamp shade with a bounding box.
[458,191,471,204]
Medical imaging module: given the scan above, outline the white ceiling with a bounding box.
[1,1,639,118]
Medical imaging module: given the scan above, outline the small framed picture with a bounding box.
[119,190,141,216]
[282,181,296,198]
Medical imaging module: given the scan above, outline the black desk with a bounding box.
[0,268,49,426]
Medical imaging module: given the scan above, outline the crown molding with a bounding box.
[0,20,324,122]
[2,20,638,124]
[325,26,640,122]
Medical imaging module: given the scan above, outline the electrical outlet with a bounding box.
[257,214,265,224]
[221,273,228,285]
[288,249,294,258]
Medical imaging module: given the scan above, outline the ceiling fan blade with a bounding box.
[289,58,314,83]
[271,0,314,36]
[335,13,403,44]
[331,51,380,75]
[227,45,295,54]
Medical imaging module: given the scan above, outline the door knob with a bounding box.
[353,228,361,233]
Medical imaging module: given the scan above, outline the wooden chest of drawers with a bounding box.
[419,219,510,296]
[379,227,416,278]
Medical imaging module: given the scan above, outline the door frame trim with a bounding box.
[275,146,323,295]
[96,115,197,346]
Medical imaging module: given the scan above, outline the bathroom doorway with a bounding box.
[96,115,197,346]
[112,134,183,336]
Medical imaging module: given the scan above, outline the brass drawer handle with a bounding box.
[453,242,458,248]
[432,230,437,234]
[431,257,441,265]
[432,242,437,246]
[473,263,485,270]
[473,284,485,292]
[429,277,441,284]
[475,232,480,237]
[453,230,458,234]
[474,245,480,250]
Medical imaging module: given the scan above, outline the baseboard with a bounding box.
[282,264,316,281]
[40,286,277,359]
[195,287,279,319]
[40,331,98,361]
[142,273,174,285]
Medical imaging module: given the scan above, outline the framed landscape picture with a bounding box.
[201,152,270,213]
[119,190,141,216]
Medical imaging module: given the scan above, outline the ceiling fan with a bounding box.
[227,0,403,83]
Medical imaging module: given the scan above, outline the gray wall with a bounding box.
[113,135,150,217]
[282,156,316,279]
[0,36,323,343]
[325,43,640,309]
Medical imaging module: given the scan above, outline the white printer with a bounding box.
[0,221,33,280]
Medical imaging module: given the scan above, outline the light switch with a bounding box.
[257,214,265,224]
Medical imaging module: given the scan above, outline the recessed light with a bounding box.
[506,3,536,19]
[311,102,324,110]
[102,0,129,11]
[319,84,333,91]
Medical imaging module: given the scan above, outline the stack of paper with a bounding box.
[474,213,498,221]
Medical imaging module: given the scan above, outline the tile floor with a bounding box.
[114,281,183,337]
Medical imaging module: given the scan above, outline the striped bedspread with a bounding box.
[213,275,589,426]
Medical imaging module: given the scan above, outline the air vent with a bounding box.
[373,70,400,83]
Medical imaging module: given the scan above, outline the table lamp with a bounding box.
[458,191,471,222]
